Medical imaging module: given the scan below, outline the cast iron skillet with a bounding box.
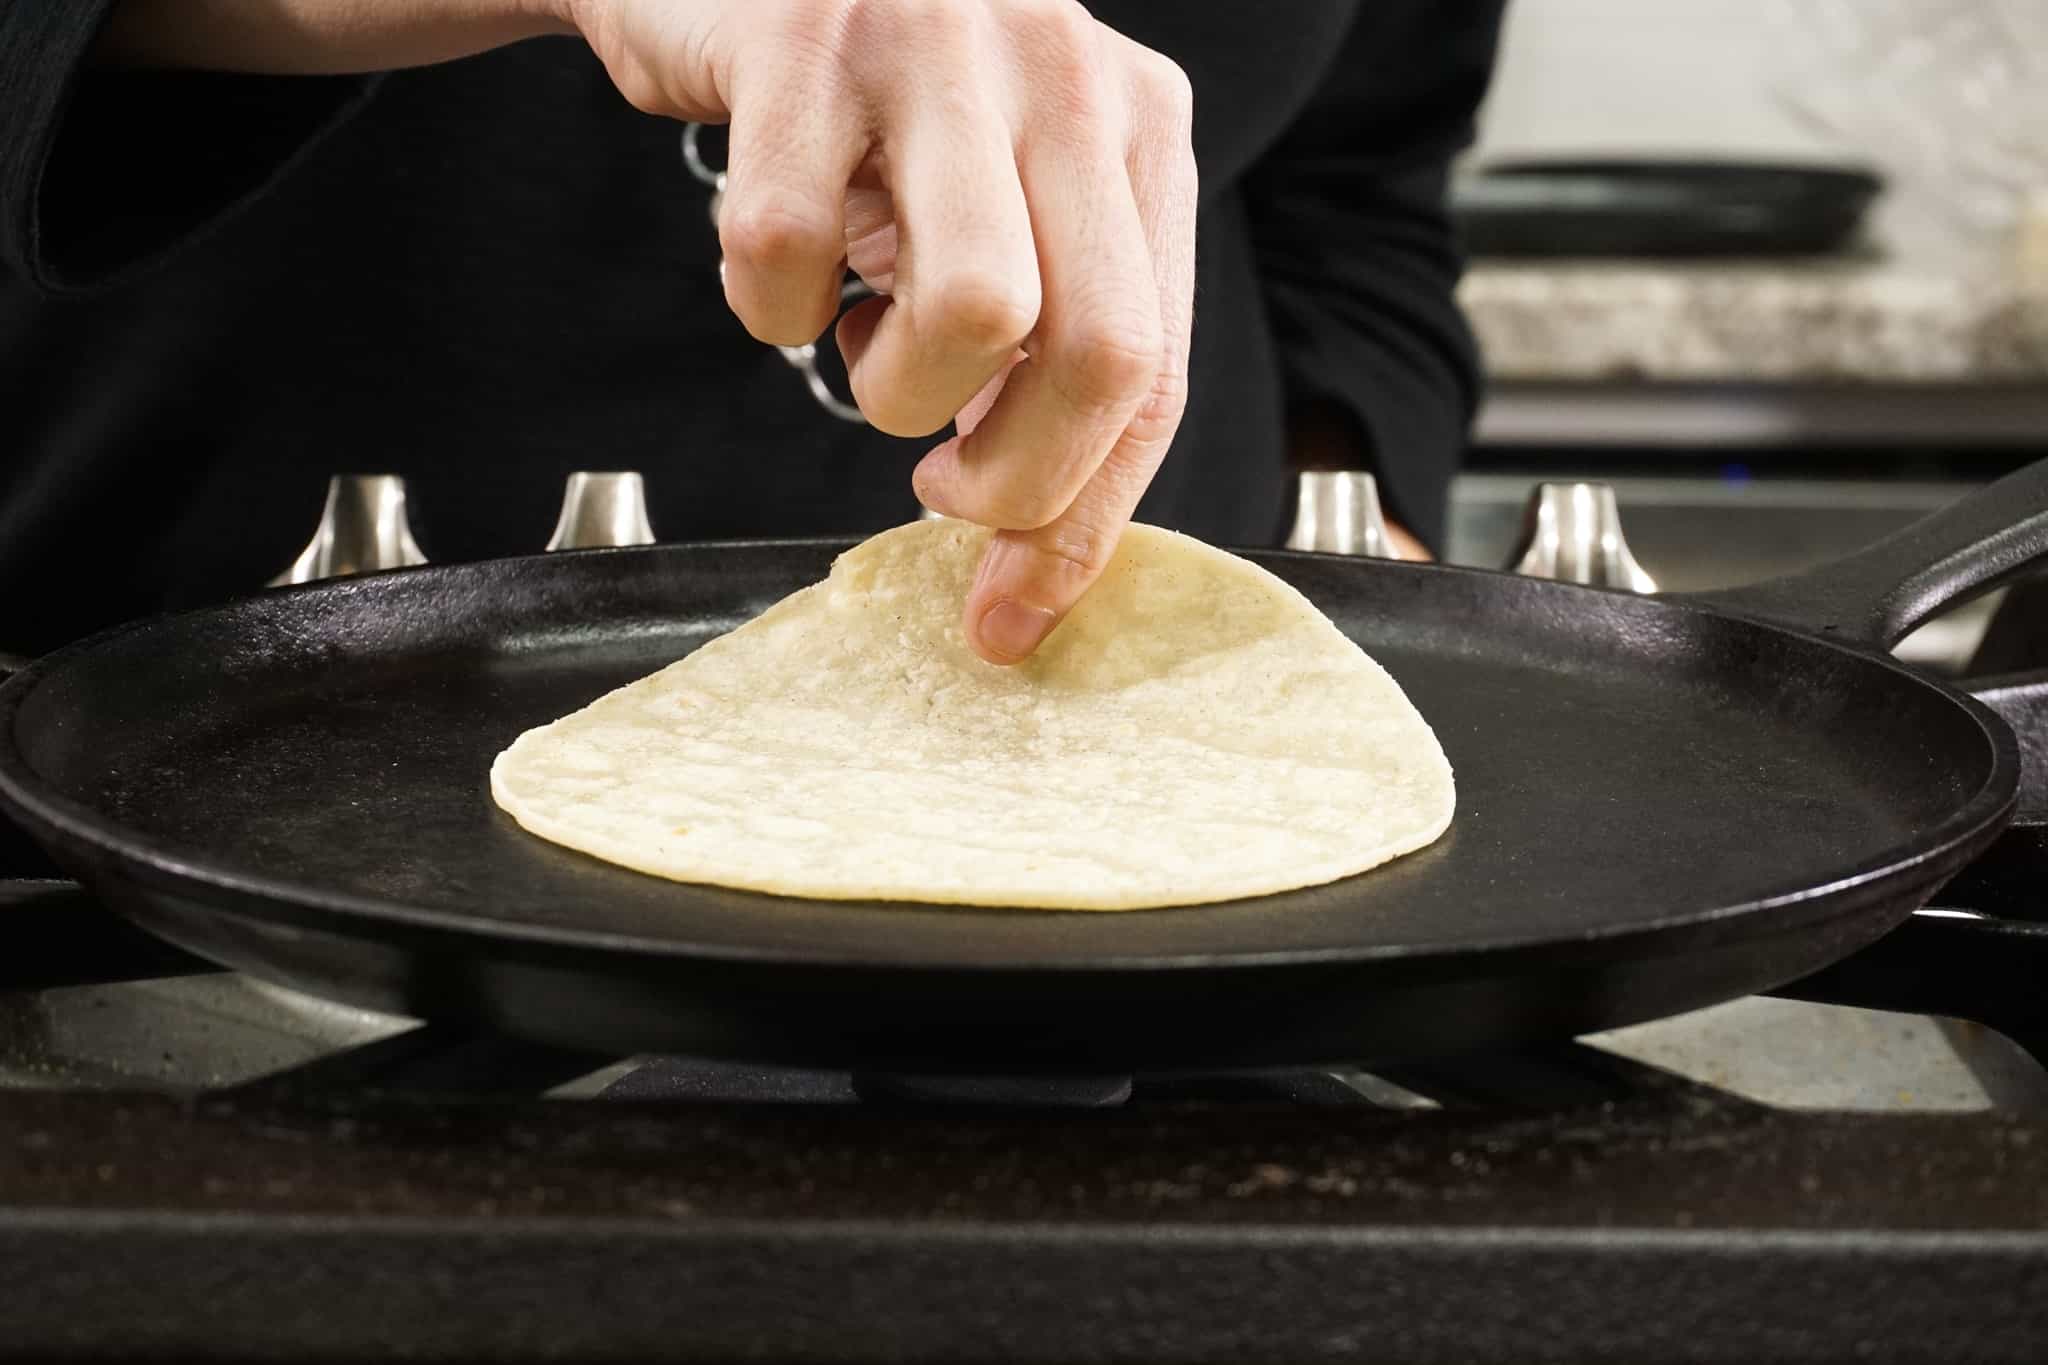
[3,463,2047,1071]
[1453,159,1884,257]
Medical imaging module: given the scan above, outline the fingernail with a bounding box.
[911,456,954,518]
[977,599,1057,663]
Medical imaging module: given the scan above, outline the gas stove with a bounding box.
[2,472,2046,1363]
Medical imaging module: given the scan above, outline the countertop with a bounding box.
[1457,261,2048,384]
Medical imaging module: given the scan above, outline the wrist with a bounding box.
[508,0,585,37]
[96,0,582,74]
[438,0,582,45]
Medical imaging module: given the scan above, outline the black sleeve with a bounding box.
[1241,0,1505,543]
[1,0,376,293]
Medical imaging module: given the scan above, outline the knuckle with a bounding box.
[600,52,672,118]
[976,481,1070,531]
[782,0,858,44]
[584,10,669,115]
[1126,363,1188,441]
[923,270,1040,352]
[720,194,839,270]
[1058,312,1162,411]
[761,11,854,79]
[617,80,668,118]
[1134,50,1194,126]
[1008,0,1107,112]
[851,384,942,439]
[893,0,975,46]
[1010,0,1096,51]
[1031,516,1117,579]
[845,365,921,435]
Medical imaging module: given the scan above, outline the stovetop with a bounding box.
[5,824,2048,1363]
[4,478,2048,1363]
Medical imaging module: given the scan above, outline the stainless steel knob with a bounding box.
[1506,482,1657,593]
[270,475,427,586]
[1286,471,1392,558]
[546,471,657,550]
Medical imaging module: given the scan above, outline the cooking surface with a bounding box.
[6,550,1993,964]
[2,472,2045,1362]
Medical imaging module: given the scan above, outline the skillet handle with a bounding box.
[1695,457,2048,648]
[1969,669,2048,822]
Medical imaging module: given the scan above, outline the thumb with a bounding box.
[959,433,1165,666]
[963,527,1097,665]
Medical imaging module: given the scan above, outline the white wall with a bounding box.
[1472,0,2048,271]
[1477,0,1829,160]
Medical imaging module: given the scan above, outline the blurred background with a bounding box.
[1445,0,2047,670]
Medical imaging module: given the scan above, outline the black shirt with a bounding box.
[0,1,1502,655]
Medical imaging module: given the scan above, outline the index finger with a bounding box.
[910,127,1161,535]
[718,62,867,347]
[959,56,1198,664]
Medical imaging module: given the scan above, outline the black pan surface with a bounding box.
[0,512,2031,1069]
[8,461,2048,1068]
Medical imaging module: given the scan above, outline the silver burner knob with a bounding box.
[271,475,427,586]
[1286,471,1392,558]
[546,471,657,550]
[1506,482,1657,593]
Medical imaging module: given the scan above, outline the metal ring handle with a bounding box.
[684,122,874,426]
[680,122,726,191]
[775,278,875,424]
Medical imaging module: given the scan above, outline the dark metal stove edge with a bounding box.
[3,1210,2047,1364]
[7,1084,2048,1225]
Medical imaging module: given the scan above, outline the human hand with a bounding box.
[576,0,1198,663]
[95,0,1198,665]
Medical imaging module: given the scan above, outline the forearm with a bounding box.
[93,0,579,74]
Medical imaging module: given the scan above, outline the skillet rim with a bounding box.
[0,542,2021,974]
